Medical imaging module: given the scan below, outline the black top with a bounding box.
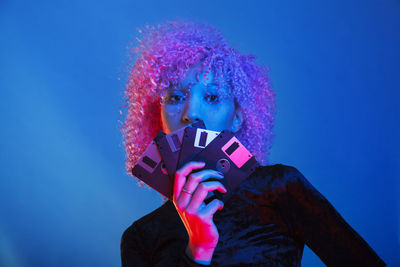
[121,164,386,266]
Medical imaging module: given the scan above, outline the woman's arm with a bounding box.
[278,166,386,266]
[120,223,150,267]
[121,222,210,267]
[121,161,225,267]
[172,161,226,265]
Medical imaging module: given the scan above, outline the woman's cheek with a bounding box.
[203,111,231,132]
[163,105,183,118]
[161,106,183,133]
[218,107,236,131]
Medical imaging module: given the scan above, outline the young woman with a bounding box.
[120,21,385,266]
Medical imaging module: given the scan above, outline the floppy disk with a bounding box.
[155,120,205,178]
[131,130,173,199]
[191,130,259,201]
[177,126,220,170]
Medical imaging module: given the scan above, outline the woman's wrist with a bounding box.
[185,243,216,265]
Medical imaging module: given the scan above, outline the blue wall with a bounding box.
[1,0,398,266]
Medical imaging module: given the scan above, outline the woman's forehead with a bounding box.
[177,64,230,92]
[182,63,214,84]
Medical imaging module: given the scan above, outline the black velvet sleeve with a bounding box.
[120,218,210,267]
[120,224,150,267]
[278,166,386,266]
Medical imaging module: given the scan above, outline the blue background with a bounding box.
[1,0,399,266]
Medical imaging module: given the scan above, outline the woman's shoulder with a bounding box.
[255,163,302,175]
[121,201,184,255]
[127,200,178,231]
[250,163,331,211]
[251,163,306,188]
[239,163,312,204]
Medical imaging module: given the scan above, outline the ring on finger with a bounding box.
[182,188,193,195]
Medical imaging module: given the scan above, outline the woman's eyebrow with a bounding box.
[203,83,220,90]
[206,83,231,93]
[207,83,218,87]
[168,83,189,92]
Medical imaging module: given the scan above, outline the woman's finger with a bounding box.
[173,161,205,205]
[199,198,224,219]
[176,170,223,210]
[184,170,223,194]
[186,181,226,214]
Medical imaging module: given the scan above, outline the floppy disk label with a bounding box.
[221,136,252,168]
[194,128,219,148]
[166,128,185,152]
[139,141,164,173]
[131,138,171,199]
[191,130,259,202]
[156,120,206,178]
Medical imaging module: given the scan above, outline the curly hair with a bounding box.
[121,21,276,175]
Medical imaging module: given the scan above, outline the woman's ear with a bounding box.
[231,105,244,133]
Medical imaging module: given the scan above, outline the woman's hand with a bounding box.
[173,161,226,265]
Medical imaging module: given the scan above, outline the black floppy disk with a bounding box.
[155,120,205,178]
[177,126,220,170]
[131,130,173,199]
[192,130,259,201]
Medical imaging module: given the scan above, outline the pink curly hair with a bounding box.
[121,21,276,175]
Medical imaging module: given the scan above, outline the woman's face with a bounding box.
[160,64,243,134]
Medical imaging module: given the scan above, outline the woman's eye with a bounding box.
[205,94,220,103]
[165,94,186,104]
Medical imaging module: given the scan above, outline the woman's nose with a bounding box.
[181,96,202,124]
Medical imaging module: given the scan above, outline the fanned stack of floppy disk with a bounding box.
[131,120,259,202]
